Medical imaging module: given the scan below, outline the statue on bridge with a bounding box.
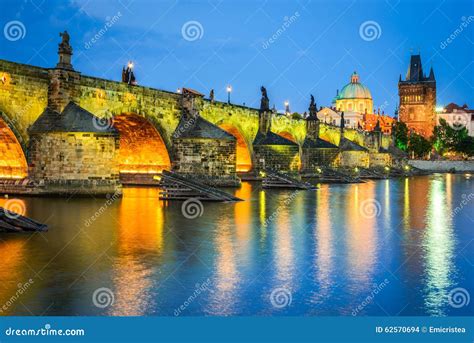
[260,86,269,112]
[308,94,318,120]
[340,111,345,133]
[209,89,214,103]
[56,31,73,70]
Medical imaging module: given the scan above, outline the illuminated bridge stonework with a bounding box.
[0,57,392,191]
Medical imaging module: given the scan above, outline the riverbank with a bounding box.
[408,160,474,173]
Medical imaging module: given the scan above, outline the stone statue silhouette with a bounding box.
[209,89,214,102]
[59,31,72,54]
[260,86,269,111]
[309,94,318,118]
[340,111,345,132]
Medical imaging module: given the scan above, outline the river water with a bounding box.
[0,174,472,316]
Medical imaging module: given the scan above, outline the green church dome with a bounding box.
[337,72,372,100]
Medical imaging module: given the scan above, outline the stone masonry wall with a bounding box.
[369,153,392,168]
[172,138,237,185]
[340,151,370,168]
[301,148,340,172]
[28,132,119,182]
[253,145,300,172]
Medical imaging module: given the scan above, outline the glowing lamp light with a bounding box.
[354,167,359,173]
[177,88,182,94]
[127,61,134,69]
[384,166,390,171]
[404,165,410,171]
[226,85,232,93]
[316,168,322,173]
[284,101,289,107]
[259,171,266,177]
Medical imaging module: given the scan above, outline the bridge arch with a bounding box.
[0,113,28,179]
[217,123,253,172]
[113,113,171,176]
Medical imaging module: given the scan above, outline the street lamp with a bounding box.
[227,85,232,104]
[284,100,290,115]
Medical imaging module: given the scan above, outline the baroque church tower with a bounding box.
[398,54,436,138]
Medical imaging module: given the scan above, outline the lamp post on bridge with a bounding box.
[227,85,232,104]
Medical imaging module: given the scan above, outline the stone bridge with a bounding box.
[0,43,390,182]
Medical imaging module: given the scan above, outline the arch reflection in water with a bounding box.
[111,187,165,316]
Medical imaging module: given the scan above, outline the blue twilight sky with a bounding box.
[1,0,473,114]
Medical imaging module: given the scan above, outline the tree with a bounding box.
[291,112,303,120]
[432,118,470,155]
[392,121,409,151]
[408,132,431,158]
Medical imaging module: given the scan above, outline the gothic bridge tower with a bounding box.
[398,54,436,138]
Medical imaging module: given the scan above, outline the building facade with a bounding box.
[398,54,436,138]
[437,103,474,137]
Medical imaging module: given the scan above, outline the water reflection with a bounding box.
[313,185,333,302]
[345,183,377,288]
[423,178,455,315]
[0,176,470,316]
[111,187,165,316]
